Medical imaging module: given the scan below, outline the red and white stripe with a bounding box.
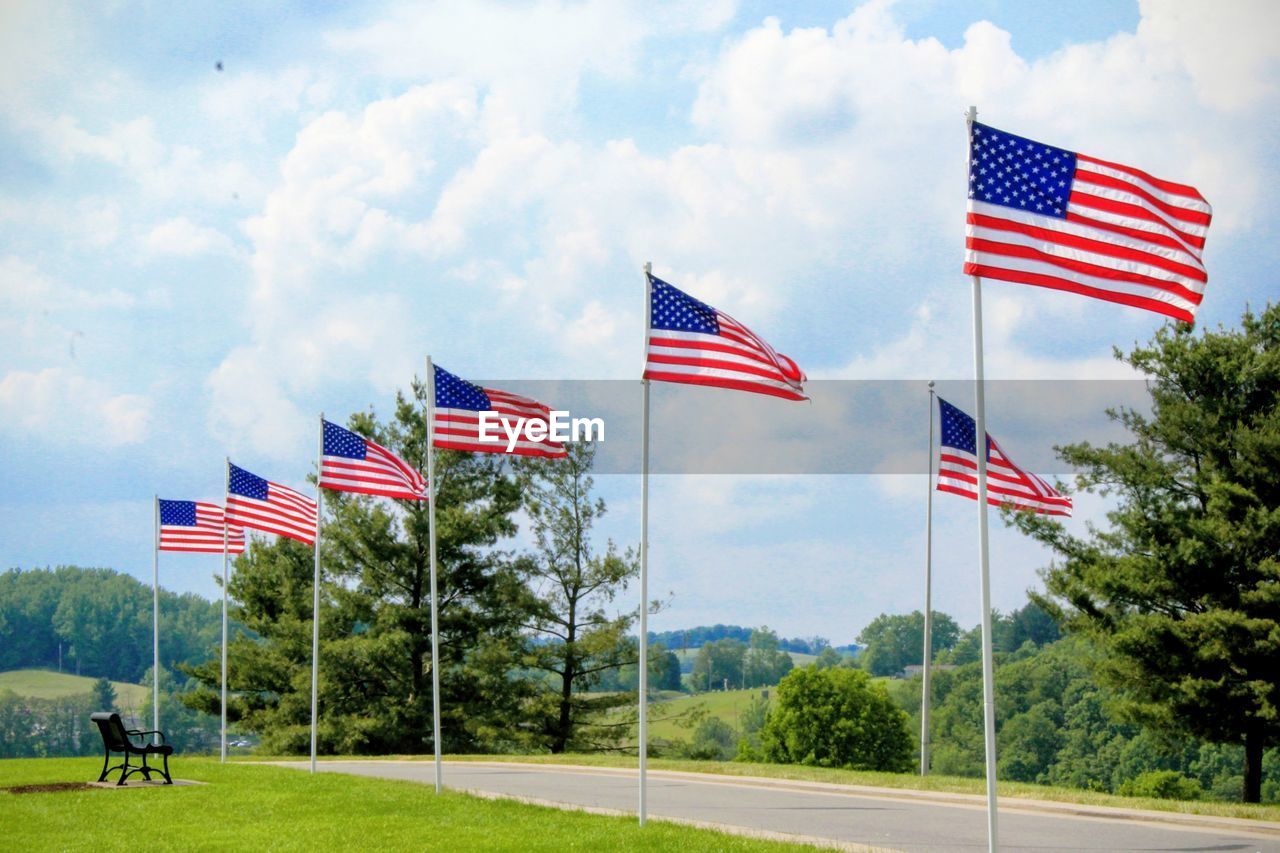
[227,481,318,545]
[434,388,567,458]
[937,437,1072,517]
[320,440,427,501]
[645,313,808,402]
[966,153,1212,323]
[159,502,246,554]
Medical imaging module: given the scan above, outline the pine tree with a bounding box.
[1012,304,1280,802]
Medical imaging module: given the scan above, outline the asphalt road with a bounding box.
[280,760,1280,852]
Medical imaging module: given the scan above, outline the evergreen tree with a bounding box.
[1012,305,1280,802]
[90,677,116,712]
[183,382,531,754]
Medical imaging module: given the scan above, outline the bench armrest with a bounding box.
[127,728,167,745]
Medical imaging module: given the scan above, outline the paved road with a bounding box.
[280,760,1280,852]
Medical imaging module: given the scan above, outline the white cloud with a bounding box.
[325,0,736,128]
[143,217,237,258]
[0,367,151,445]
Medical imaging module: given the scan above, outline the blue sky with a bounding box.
[2,0,1277,643]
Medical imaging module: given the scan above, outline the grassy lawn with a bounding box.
[0,757,827,852]
[648,687,771,740]
[0,669,149,709]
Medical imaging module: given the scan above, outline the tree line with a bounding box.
[0,566,222,683]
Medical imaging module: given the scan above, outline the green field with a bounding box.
[0,757,824,851]
[0,670,150,710]
[648,687,773,741]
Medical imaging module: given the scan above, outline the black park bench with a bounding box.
[90,712,174,785]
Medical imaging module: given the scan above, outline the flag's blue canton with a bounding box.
[649,276,720,334]
[158,499,196,526]
[969,122,1076,219]
[939,398,979,455]
[323,420,367,460]
[434,365,491,411]
[228,464,269,500]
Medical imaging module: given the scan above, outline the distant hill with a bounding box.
[649,625,848,656]
[0,566,222,683]
[0,669,149,710]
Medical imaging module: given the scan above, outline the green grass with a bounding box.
[0,670,149,709]
[648,687,772,740]
[0,757,825,851]
[316,753,1280,824]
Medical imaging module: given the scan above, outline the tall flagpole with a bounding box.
[967,104,1000,852]
[426,356,443,794]
[221,458,230,764]
[921,382,935,775]
[152,495,160,744]
[638,261,652,827]
[311,413,324,774]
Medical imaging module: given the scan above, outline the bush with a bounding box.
[1117,770,1202,801]
[689,717,738,761]
[760,666,913,772]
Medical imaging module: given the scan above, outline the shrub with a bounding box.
[689,717,738,761]
[1117,770,1203,801]
[759,666,913,772]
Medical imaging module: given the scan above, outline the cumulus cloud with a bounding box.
[204,0,1279,466]
[143,216,237,258]
[0,367,151,445]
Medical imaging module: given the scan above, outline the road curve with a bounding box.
[275,760,1280,852]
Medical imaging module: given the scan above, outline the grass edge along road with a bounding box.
[242,752,1280,824]
[0,757,839,852]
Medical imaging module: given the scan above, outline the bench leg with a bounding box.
[117,752,130,786]
[97,749,111,783]
[160,752,172,785]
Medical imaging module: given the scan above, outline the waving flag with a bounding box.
[935,397,1072,517]
[644,274,807,401]
[158,500,245,553]
[319,419,428,500]
[226,463,318,545]
[432,364,568,458]
[966,122,1212,323]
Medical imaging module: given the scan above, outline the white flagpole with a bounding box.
[426,356,443,794]
[221,458,230,764]
[638,261,652,826]
[966,104,1000,852]
[921,381,934,775]
[152,495,160,744]
[311,413,324,774]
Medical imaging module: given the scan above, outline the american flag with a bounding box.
[966,122,1212,323]
[319,419,428,501]
[157,499,246,554]
[935,397,1072,517]
[644,274,808,401]
[432,364,568,458]
[225,462,318,545]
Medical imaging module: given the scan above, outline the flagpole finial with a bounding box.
[965,105,977,124]
[644,261,651,275]
[928,379,935,391]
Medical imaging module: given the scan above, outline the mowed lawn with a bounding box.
[0,670,149,708]
[649,687,773,741]
[0,757,824,852]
